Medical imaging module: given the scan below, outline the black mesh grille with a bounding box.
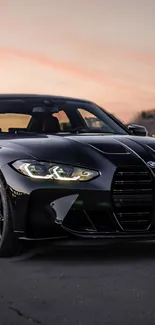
[112,166,154,231]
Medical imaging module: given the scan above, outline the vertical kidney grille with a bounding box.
[112,166,154,231]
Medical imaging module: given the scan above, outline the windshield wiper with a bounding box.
[8,129,115,136]
[8,130,48,137]
[70,127,115,134]
[70,127,88,133]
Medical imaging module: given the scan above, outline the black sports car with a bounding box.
[0,94,155,257]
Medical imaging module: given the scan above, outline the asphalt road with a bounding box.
[0,240,155,325]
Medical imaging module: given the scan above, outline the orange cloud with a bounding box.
[62,38,155,66]
[74,39,155,67]
[0,47,138,92]
[111,48,155,66]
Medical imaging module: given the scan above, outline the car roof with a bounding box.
[0,94,92,104]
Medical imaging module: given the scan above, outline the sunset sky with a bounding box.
[0,0,155,122]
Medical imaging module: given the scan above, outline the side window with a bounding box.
[53,111,71,131]
[77,108,105,129]
[0,114,31,132]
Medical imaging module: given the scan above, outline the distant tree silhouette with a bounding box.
[129,109,155,136]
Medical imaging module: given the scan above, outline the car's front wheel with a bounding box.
[0,176,24,257]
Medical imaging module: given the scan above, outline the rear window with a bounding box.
[53,111,71,131]
[77,108,106,129]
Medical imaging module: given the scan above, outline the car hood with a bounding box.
[67,134,155,154]
[2,134,155,169]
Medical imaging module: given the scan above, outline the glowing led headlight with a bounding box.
[12,160,99,181]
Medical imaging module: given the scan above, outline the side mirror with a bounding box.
[127,124,148,136]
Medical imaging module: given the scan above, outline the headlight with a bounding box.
[12,160,99,181]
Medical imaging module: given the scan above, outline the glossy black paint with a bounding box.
[1,94,155,241]
[127,123,148,136]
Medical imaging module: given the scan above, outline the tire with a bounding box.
[0,175,25,257]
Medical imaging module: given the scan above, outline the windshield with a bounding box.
[0,98,128,135]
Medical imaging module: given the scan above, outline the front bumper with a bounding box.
[2,163,155,241]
